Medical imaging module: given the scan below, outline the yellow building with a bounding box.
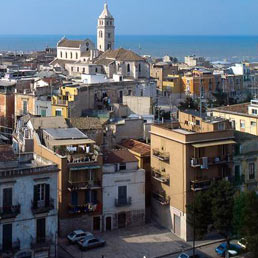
[162,75,182,97]
[211,102,258,136]
[52,86,79,118]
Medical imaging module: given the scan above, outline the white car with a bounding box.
[67,230,93,244]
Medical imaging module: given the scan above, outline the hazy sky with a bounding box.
[1,0,257,35]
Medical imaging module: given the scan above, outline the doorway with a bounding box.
[118,212,126,228]
[106,217,112,231]
[93,216,101,231]
[3,224,12,251]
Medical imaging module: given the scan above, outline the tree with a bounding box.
[179,96,198,111]
[210,181,235,250]
[187,191,212,239]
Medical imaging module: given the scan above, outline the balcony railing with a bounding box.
[190,179,211,191]
[67,153,98,164]
[152,192,170,206]
[68,202,102,215]
[0,204,20,219]
[52,99,68,106]
[152,169,170,185]
[191,155,232,168]
[31,236,52,250]
[31,199,54,215]
[115,197,132,207]
[153,149,170,162]
[68,180,101,191]
[0,239,20,253]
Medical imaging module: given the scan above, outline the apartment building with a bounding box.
[0,80,16,128]
[33,127,102,236]
[211,100,258,136]
[102,149,145,230]
[0,145,58,258]
[181,69,216,99]
[150,110,235,240]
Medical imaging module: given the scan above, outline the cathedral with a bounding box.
[51,3,150,80]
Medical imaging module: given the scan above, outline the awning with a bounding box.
[70,165,101,171]
[192,140,236,148]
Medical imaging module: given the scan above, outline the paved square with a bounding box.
[59,223,190,258]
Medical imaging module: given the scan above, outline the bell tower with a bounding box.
[97,3,115,52]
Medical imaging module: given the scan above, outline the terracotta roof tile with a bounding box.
[103,149,137,164]
[58,39,84,48]
[119,139,150,156]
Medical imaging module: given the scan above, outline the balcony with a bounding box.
[0,204,20,219]
[152,192,170,206]
[153,149,170,162]
[68,202,102,215]
[67,153,98,164]
[115,197,132,207]
[0,239,20,254]
[190,179,211,191]
[31,237,52,250]
[152,168,170,185]
[190,155,232,168]
[52,98,68,106]
[31,199,54,215]
[67,180,102,191]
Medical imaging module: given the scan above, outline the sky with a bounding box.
[0,0,257,35]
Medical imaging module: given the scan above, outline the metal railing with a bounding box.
[0,239,20,252]
[152,192,170,206]
[31,198,54,215]
[67,180,101,190]
[152,149,170,162]
[0,204,20,219]
[115,197,132,207]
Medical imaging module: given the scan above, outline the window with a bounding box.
[33,184,50,208]
[120,163,126,170]
[76,53,78,59]
[71,191,78,206]
[41,109,46,117]
[23,100,28,114]
[249,163,255,180]
[77,67,79,72]
[118,186,127,204]
[108,33,111,38]
[82,68,85,73]
[252,109,257,115]
[110,21,112,25]
[196,120,200,126]
[85,190,97,204]
[240,120,245,128]
[128,90,132,96]
[65,52,67,59]
[138,63,141,73]
[107,42,112,49]
[95,68,98,73]
[71,67,73,72]
[60,51,63,58]
[70,52,73,59]
[3,188,12,209]
[251,121,256,127]
[99,30,103,38]
[127,64,130,73]
[55,109,62,116]
[218,123,225,130]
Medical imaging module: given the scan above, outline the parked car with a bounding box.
[215,242,241,257]
[77,235,106,250]
[237,238,248,250]
[178,253,200,258]
[67,230,93,244]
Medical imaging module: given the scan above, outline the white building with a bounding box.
[102,149,145,230]
[0,145,58,258]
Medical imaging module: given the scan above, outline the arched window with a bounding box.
[139,63,141,73]
[70,52,73,59]
[95,68,98,73]
[60,51,63,58]
[76,53,78,59]
[99,31,103,38]
[127,64,130,73]
[65,52,67,59]
[107,43,111,50]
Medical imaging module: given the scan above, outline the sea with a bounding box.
[0,35,258,62]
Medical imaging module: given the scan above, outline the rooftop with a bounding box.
[211,103,249,115]
[99,3,113,19]
[58,39,84,48]
[69,117,106,130]
[30,116,68,130]
[119,139,150,156]
[44,128,87,140]
[103,149,138,164]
